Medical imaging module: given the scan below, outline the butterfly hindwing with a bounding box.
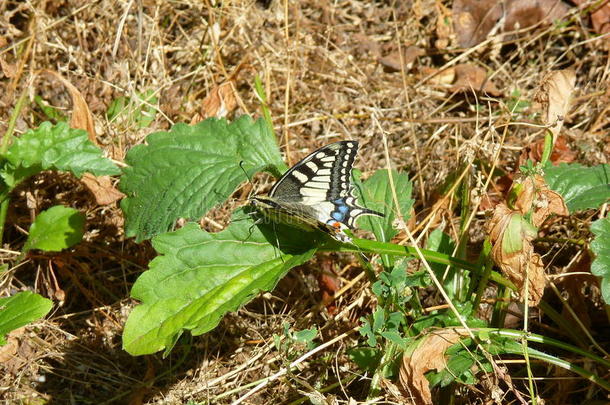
[252,141,383,242]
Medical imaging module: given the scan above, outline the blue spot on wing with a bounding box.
[332,211,345,221]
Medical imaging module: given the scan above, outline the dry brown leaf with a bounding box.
[518,135,577,166]
[487,203,546,304]
[354,33,381,58]
[570,0,610,41]
[399,329,465,404]
[81,173,125,205]
[0,328,23,363]
[197,81,237,121]
[421,66,456,86]
[378,46,425,73]
[0,57,17,79]
[534,69,576,138]
[512,175,568,227]
[504,0,570,32]
[451,64,502,96]
[453,0,569,48]
[41,69,97,143]
[487,175,567,304]
[422,64,501,96]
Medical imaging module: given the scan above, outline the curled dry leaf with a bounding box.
[422,64,501,96]
[40,71,123,206]
[378,46,425,73]
[399,329,465,405]
[519,134,576,166]
[192,81,237,123]
[512,174,568,227]
[487,175,567,305]
[41,69,96,143]
[452,0,569,48]
[534,69,576,139]
[81,173,125,205]
[451,64,501,96]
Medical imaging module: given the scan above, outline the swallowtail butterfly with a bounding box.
[250,141,383,243]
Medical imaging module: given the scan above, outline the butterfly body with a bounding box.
[250,141,383,243]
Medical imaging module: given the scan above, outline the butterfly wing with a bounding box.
[268,141,383,241]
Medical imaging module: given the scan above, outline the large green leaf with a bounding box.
[119,116,286,241]
[591,217,610,304]
[122,211,317,356]
[354,169,413,242]
[0,291,53,345]
[1,121,120,188]
[23,205,85,254]
[544,163,610,212]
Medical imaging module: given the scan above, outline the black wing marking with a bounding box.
[269,140,357,202]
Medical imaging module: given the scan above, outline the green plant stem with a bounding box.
[484,328,610,370]
[367,340,399,399]
[491,286,509,328]
[537,300,588,348]
[1,87,28,154]
[472,240,493,309]
[482,328,610,392]
[539,131,553,167]
[331,238,517,292]
[0,89,29,245]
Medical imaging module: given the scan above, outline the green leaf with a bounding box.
[107,90,158,129]
[23,206,85,254]
[354,170,413,243]
[34,95,67,122]
[544,163,610,212]
[591,217,610,304]
[358,318,377,347]
[120,116,286,242]
[347,347,382,374]
[0,121,120,188]
[426,228,459,298]
[122,212,316,356]
[0,291,52,345]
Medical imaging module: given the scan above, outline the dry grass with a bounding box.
[0,0,609,403]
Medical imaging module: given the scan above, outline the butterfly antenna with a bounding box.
[239,161,256,200]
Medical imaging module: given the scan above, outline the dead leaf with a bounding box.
[486,175,567,305]
[0,328,23,363]
[81,173,125,205]
[318,257,340,314]
[451,64,502,96]
[41,70,97,143]
[504,0,570,32]
[453,0,569,48]
[452,0,503,47]
[422,64,501,96]
[566,0,610,41]
[487,203,546,305]
[512,175,568,227]
[421,66,456,86]
[194,81,237,122]
[519,135,577,166]
[378,46,425,73]
[0,57,17,79]
[534,69,576,138]
[399,329,465,404]
[354,33,381,58]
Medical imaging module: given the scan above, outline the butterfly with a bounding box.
[250,140,383,243]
